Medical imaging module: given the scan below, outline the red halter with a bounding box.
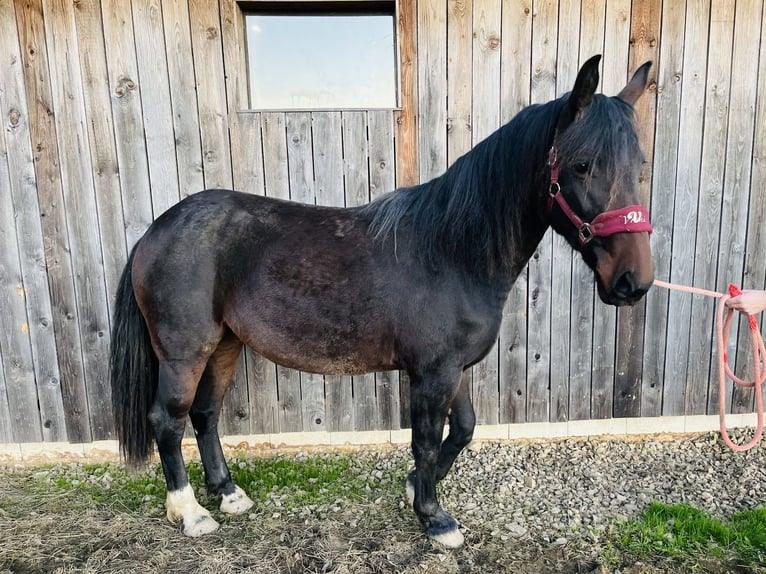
[546,147,652,246]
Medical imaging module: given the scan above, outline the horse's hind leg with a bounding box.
[189,330,254,516]
[408,366,465,548]
[150,360,220,537]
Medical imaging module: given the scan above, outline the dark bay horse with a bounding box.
[110,55,654,546]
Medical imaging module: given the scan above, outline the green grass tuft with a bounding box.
[23,454,385,515]
[613,502,766,568]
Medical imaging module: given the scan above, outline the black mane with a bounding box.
[364,93,641,278]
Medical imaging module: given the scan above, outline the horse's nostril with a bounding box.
[613,271,640,300]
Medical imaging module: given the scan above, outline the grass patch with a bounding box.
[16,453,397,516]
[612,502,766,570]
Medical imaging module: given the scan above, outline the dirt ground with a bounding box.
[0,439,760,574]
[0,473,742,573]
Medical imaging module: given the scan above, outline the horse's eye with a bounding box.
[573,162,590,175]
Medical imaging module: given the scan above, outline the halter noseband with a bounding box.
[546,147,652,246]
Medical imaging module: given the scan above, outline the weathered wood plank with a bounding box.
[549,0,580,422]
[498,0,532,423]
[598,0,631,418]
[500,0,532,122]
[100,0,154,248]
[568,0,605,420]
[258,113,291,430]
[71,0,127,325]
[230,111,277,435]
[660,0,709,416]
[261,113,291,200]
[446,0,475,423]
[161,0,204,198]
[276,112,316,433]
[132,0,181,217]
[417,0,447,182]
[395,0,418,188]
[719,0,761,416]
[741,3,766,411]
[2,0,67,442]
[590,0,631,419]
[640,0,685,417]
[470,0,501,425]
[43,0,113,440]
[0,72,42,443]
[341,111,377,431]
[367,110,401,430]
[525,0,558,423]
[686,0,733,416]
[312,111,348,433]
[15,0,90,442]
[0,361,12,443]
[614,0,660,419]
[447,0,471,166]
[221,3,264,437]
[189,0,232,189]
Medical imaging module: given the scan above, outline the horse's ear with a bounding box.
[558,54,601,132]
[617,61,652,105]
[569,55,602,116]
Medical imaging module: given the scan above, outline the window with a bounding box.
[244,2,397,110]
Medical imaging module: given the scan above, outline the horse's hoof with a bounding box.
[166,484,220,537]
[220,485,254,515]
[181,511,220,537]
[405,470,416,507]
[427,509,464,549]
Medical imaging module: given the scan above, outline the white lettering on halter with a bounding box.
[622,210,646,225]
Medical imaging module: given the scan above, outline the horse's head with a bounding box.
[547,55,655,306]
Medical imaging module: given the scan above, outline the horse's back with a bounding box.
[130,189,398,370]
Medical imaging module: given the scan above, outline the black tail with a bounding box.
[110,243,158,466]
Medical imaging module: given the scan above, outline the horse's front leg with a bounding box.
[406,371,475,498]
[408,367,465,548]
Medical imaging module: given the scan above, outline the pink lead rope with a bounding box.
[653,280,766,451]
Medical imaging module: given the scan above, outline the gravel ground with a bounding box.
[442,431,766,547]
[1,430,765,573]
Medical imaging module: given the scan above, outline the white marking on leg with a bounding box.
[405,473,415,507]
[166,484,219,537]
[220,485,254,515]
[430,528,465,548]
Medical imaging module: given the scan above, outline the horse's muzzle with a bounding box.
[602,270,652,306]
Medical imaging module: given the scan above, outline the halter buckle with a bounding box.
[578,223,594,244]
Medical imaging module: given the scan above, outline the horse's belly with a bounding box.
[250,339,397,376]
[230,316,398,376]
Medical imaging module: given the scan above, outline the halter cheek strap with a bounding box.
[546,147,652,246]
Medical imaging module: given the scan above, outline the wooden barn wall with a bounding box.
[1,0,766,444]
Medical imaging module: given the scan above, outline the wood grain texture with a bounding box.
[43,0,113,440]
[660,0,710,416]
[498,0,532,423]
[614,0,660,418]
[470,0,501,425]
[640,0,685,418]
[719,0,761,416]
[395,0,418,188]
[14,0,90,442]
[161,0,204,198]
[686,0,733,416]
[1,0,66,442]
[367,110,401,430]
[189,0,232,189]
[4,0,766,443]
